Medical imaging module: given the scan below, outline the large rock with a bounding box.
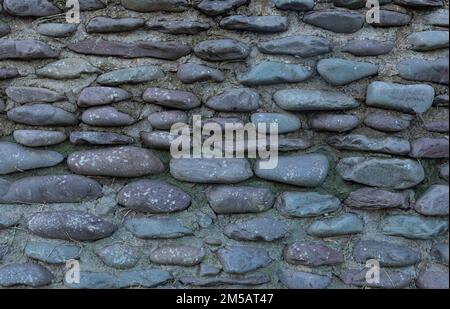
[238,62,313,86]
[13,130,67,147]
[276,192,341,218]
[7,104,78,126]
[397,58,448,85]
[307,213,364,237]
[78,87,131,107]
[220,15,288,33]
[150,246,205,266]
[353,240,421,267]
[341,269,413,289]
[177,63,225,84]
[364,112,411,132]
[317,58,378,86]
[0,263,53,287]
[3,0,61,17]
[258,35,331,57]
[382,215,448,239]
[97,66,164,86]
[279,269,331,289]
[70,131,134,145]
[218,246,271,274]
[344,187,411,210]
[414,185,449,216]
[251,113,301,134]
[274,0,315,11]
[285,242,344,266]
[81,106,134,127]
[0,40,58,60]
[303,9,364,33]
[6,87,65,104]
[196,0,249,16]
[143,88,200,110]
[121,0,189,12]
[25,242,81,264]
[194,39,250,61]
[206,89,259,112]
[342,39,395,56]
[225,218,288,241]
[146,20,211,34]
[86,17,145,33]
[407,31,449,51]
[125,217,193,239]
[309,113,360,132]
[409,138,449,159]
[36,58,100,80]
[327,134,411,155]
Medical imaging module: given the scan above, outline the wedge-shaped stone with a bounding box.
[196,0,249,16]
[309,113,360,132]
[341,269,412,289]
[307,213,364,237]
[284,241,344,266]
[194,39,250,61]
[220,15,288,33]
[206,89,259,112]
[407,31,449,51]
[415,185,449,216]
[78,87,131,107]
[97,66,164,86]
[70,131,134,145]
[86,17,145,33]
[0,40,59,60]
[148,111,188,130]
[143,88,201,110]
[81,106,134,127]
[274,0,315,11]
[353,240,421,267]
[121,0,189,12]
[303,9,364,33]
[317,58,378,86]
[398,58,449,85]
[410,138,449,159]
[7,104,78,126]
[382,215,448,239]
[373,10,411,27]
[225,218,288,241]
[37,59,100,80]
[146,20,211,34]
[3,0,61,17]
[36,23,78,37]
[327,134,411,155]
[342,39,395,56]
[259,35,331,57]
[150,246,205,266]
[218,246,271,274]
[276,192,341,218]
[13,130,67,147]
[364,112,411,132]
[125,217,193,239]
[6,87,65,104]
[177,63,225,84]
[251,113,301,134]
[25,242,80,264]
[0,263,53,287]
[344,187,411,210]
[279,269,331,289]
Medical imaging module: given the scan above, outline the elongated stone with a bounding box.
[13,130,66,147]
[150,246,205,266]
[309,113,360,132]
[327,134,411,155]
[125,217,193,239]
[121,0,189,12]
[218,246,271,274]
[7,104,78,126]
[373,10,411,27]
[0,175,102,204]
[177,63,225,84]
[307,213,364,237]
[317,58,378,86]
[25,242,80,264]
[180,275,270,287]
[238,61,313,86]
[275,89,359,111]
[225,218,288,241]
[141,131,177,150]
[407,31,449,51]
[117,180,191,213]
[255,154,329,187]
[143,88,200,110]
[394,0,443,7]
[353,240,421,267]
[81,106,134,127]
[382,215,448,239]
[37,58,100,80]
[78,87,130,107]
[194,39,250,61]
[251,113,301,134]
[95,243,140,269]
[416,270,449,289]
[279,269,331,289]
[278,137,312,151]
[0,40,58,60]
[0,263,53,287]
[86,17,145,33]
[206,89,259,112]
[0,100,5,113]
[414,185,449,216]
[424,9,449,27]
[68,38,191,60]
[79,0,106,10]
[410,138,449,159]
[333,0,370,8]
[303,9,364,33]
[364,112,411,132]
[344,187,411,210]
[207,186,275,214]
[342,39,395,56]
[3,0,61,17]
[337,157,425,189]
[68,146,164,177]
[366,81,435,114]
[146,20,211,34]
[398,58,449,85]
[341,269,412,289]
[64,272,116,289]
[0,68,19,80]
[148,111,188,129]
[171,158,253,184]
[70,131,134,145]
[284,242,344,266]
[6,87,65,104]
[196,0,249,16]
[274,0,315,11]
[259,35,331,57]
[220,15,288,33]
[97,65,164,86]
[425,120,449,133]
[118,269,172,288]
[276,192,341,218]
[36,23,78,37]
[27,211,117,241]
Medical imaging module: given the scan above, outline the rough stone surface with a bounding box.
[238,62,313,86]
[13,130,67,147]
[0,40,59,60]
[307,213,364,237]
[95,243,140,269]
[284,242,344,266]
[224,218,288,241]
[125,217,193,239]
[317,58,378,86]
[364,112,412,132]
[3,0,61,17]
[194,39,250,61]
[344,187,411,210]
[353,240,421,267]
[218,246,272,274]
[220,15,288,33]
[382,215,448,239]
[25,242,81,264]
[70,131,134,145]
[327,134,411,155]
[177,63,225,84]
[206,89,259,112]
[259,35,332,57]
[414,185,449,216]
[410,138,449,159]
[276,192,341,218]
[0,263,53,287]
[6,87,65,104]
[398,58,449,85]
[7,104,78,126]
[416,270,449,289]
[341,269,413,289]
[309,113,360,132]
[143,88,201,110]
[150,246,205,266]
[97,66,164,86]
[81,106,135,127]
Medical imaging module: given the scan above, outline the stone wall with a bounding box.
[0,0,449,289]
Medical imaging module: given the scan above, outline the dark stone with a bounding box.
[199,264,222,276]
[196,0,249,16]
[416,270,449,289]
[342,39,395,56]
[125,217,193,239]
[150,246,205,266]
[382,215,448,239]
[0,23,10,37]
[0,40,59,60]
[70,131,134,145]
[364,112,411,132]
[177,63,225,84]
[353,240,421,267]
[410,138,449,159]
[148,111,188,129]
[276,192,341,218]
[275,89,359,111]
[344,187,411,210]
[307,213,364,237]
[259,35,332,57]
[309,113,360,132]
[86,17,145,33]
[0,263,53,287]
[372,10,411,27]
[0,68,19,80]
[274,0,315,11]
[36,23,78,37]
[333,0,367,9]
[77,87,131,107]
[81,106,135,127]
[179,275,270,287]
[121,0,189,12]
[25,241,80,264]
[6,87,65,104]
[3,0,61,17]
[79,0,106,11]
[141,131,178,150]
[7,104,78,126]
[414,185,449,216]
[13,130,67,147]
[194,39,250,61]
[341,269,413,289]
[279,268,331,289]
[220,15,288,33]
[218,246,272,274]
[118,269,172,288]
[146,20,211,34]
[278,137,313,151]
[424,120,449,133]
[284,242,344,266]
[225,218,288,241]
[434,94,449,106]
[95,243,140,269]
[143,88,201,110]
[398,58,448,85]
[37,59,100,80]
[206,88,259,112]
[327,134,411,155]
[394,0,443,7]
[97,65,164,86]
[303,9,364,33]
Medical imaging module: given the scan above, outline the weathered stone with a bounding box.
[342,39,395,56]
[275,89,359,111]
[333,0,371,9]
[3,0,61,17]
[373,10,411,27]
[0,68,19,80]
[255,154,329,187]
[118,269,172,288]
[125,217,193,239]
[36,23,78,37]
[146,20,211,34]
[118,180,191,213]
[238,61,312,86]
[225,218,288,241]
[0,213,19,229]
[95,243,140,269]
[0,263,53,287]
[177,63,225,84]
[37,58,100,80]
[424,120,449,133]
[276,192,341,218]
[410,138,449,159]
[398,58,448,85]
[78,87,131,107]
[251,113,301,134]
[424,9,449,27]
[0,40,58,60]
[309,113,360,132]
[6,87,65,104]
[435,243,449,265]
[364,112,411,132]
[64,271,116,289]
[407,31,449,51]
[121,0,189,12]
[218,246,271,274]
[87,17,145,33]
[0,245,8,260]
[13,130,66,147]
[143,88,201,110]
[199,264,222,276]
[220,15,288,33]
[317,58,378,86]
[353,240,421,267]
[394,0,443,7]
[344,187,411,210]
[434,94,449,106]
[196,0,249,16]
[440,163,449,181]
[194,39,250,61]
[141,131,178,150]
[7,104,78,126]
[27,211,117,241]
[81,106,134,127]
[278,137,312,151]
[259,35,332,57]
[25,242,80,264]
[414,185,449,216]
[284,242,344,266]
[416,270,449,289]
[206,89,259,112]
[150,246,205,266]
[68,38,191,60]
[303,9,364,33]
[171,158,253,184]
[327,134,411,155]
[341,269,412,289]
[0,23,10,37]
[79,0,106,11]
[148,111,188,129]
[180,275,270,287]
[279,269,331,289]
[70,131,134,145]
[274,0,315,11]
[382,215,448,239]
[308,213,364,237]
[97,66,164,86]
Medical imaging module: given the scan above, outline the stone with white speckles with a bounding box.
[7,104,78,126]
[353,240,421,267]
[364,112,411,132]
[81,106,135,127]
[206,88,259,112]
[125,217,193,239]
[284,241,344,266]
[37,58,100,80]
[194,39,250,61]
[309,113,360,132]
[307,213,364,237]
[25,241,81,264]
[251,112,301,134]
[150,246,205,266]
[6,87,65,104]
[143,87,201,110]
[3,0,61,17]
[0,263,53,287]
[344,187,411,210]
[225,217,288,241]
[13,130,67,147]
[97,66,164,86]
[148,111,188,130]
[177,63,225,84]
[95,243,140,269]
[276,192,341,218]
[341,268,413,289]
[78,87,131,107]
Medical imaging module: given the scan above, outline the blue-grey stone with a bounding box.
[194,39,250,61]
[397,58,448,85]
[118,269,172,288]
[440,163,449,181]
[251,112,301,134]
[150,246,205,266]
[407,31,449,51]
[125,217,193,239]
[146,20,211,34]
[274,0,315,11]
[0,68,19,80]
[86,17,145,33]
[141,131,178,150]
[7,104,78,126]
[309,113,360,132]
[353,240,421,267]
[382,215,448,239]
[97,66,164,86]
[148,111,188,129]
[224,217,288,241]
[259,35,332,57]
[416,270,449,289]
[143,88,201,110]
[36,23,78,37]
[435,243,449,265]
[317,58,378,86]
[95,243,140,269]
[218,246,272,274]
[81,106,134,127]
[307,213,364,237]
[0,40,59,60]
[25,241,80,264]
[414,185,449,216]
[64,271,116,289]
[344,187,411,210]
[341,268,413,289]
[275,89,359,111]
[284,241,344,266]
[374,10,411,27]
[37,58,100,79]
[220,15,288,33]
[206,88,260,112]
[424,9,449,27]
[78,86,131,107]
[342,39,395,56]
[0,213,20,229]
[394,0,443,7]
[276,192,341,218]
[79,0,106,11]
[177,63,225,84]
[70,131,134,145]
[121,0,189,12]
[180,275,270,287]
[303,9,364,33]
[0,23,11,37]
[364,112,411,132]
[6,87,65,104]
[279,268,331,289]
[196,0,249,16]
[327,134,411,155]
[13,130,67,147]
[3,0,61,17]
[0,263,53,287]
[410,138,449,159]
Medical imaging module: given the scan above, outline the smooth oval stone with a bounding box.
[13,130,66,147]
[307,213,364,237]
[341,269,413,289]
[309,113,360,132]
[97,65,164,86]
[398,58,448,85]
[146,20,210,34]
[416,270,449,289]
[317,58,378,86]
[0,68,19,80]
[374,10,411,27]
[118,269,172,288]
[36,23,78,37]
[0,23,11,37]
[353,240,421,267]
[327,134,411,155]
[0,142,63,175]
[95,243,140,269]
[78,86,131,107]
[364,112,411,132]
[148,111,188,129]
[435,243,449,265]
[366,81,435,114]
[37,58,100,80]
[170,158,253,184]
[337,157,425,189]
[3,0,61,17]
[424,9,449,27]
[342,39,395,56]
[303,9,364,33]
[117,180,191,213]
[440,163,449,181]
[81,106,134,127]
[79,0,106,10]
[415,185,449,216]
[207,186,275,214]
[196,0,249,16]
[225,218,288,241]
[344,187,411,210]
[258,35,331,57]
[275,89,359,111]
[0,263,53,287]
[150,246,205,266]
[410,138,449,159]
[382,215,448,239]
[68,146,164,177]
[25,242,80,264]
[276,192,341,218]
[0,175,103,204]
[279,269,331,289]
[206,88,259,112]
[64,271,117,289]
[284,241,344,266]
[125,217,193,239]
[218,246,271,274]
[27,211,117,241]
[7,104,78,126]
[238,61,313,86]
[177,63,225,84]
[394,0,443,6]
[87,17,145,33]
[220,15,288,33]
[275,0,315,10]
[121,0,189,11]
[6,87,65,104]
[407,31,449,51]
[0,40,59,60]
[141,131,178,150]
[251,112,301,134]
[70,131,134,145]
[143,88,200,110]
[194,39,250,61]
[425,120,449,133]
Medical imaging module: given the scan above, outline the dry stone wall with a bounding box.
[0,0,449,289]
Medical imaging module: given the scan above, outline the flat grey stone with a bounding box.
[341,268,412,289]
[6,87,65,104]
[317,58,378,86]
[220,15,288,33]
[374,10,411,27]
[97,66,164,86]
[394,0,443,6]
[196,0,249,16]
[327,134,411,155]
[141,131,178,150]
[309,113,360,132]
[150,246,205,266]
[148,111,188,129]
[353,240,421,267]
[344,187,411,210]
[177,63,225,84]
[424,9,449,27]
[303,9,364,33]
[37,58,100,80]
[64,271,116,289]
[118,269,172,288]
[307,213,364,237]
[258,35,332,57]
[143,88,200,110]
[25,241,80,264]
[416,270,449,289]
[146,20,211,34]
[194,39,250,61]
[70,131,134,145]
[276,192,341,218]
[382,215,448,239]
[225,217,288,241]
[333,0,371,9]
[206,88,259,112]
[407,31,449,51]
[81,106,134,127]
[410,138,449,159]
[274,0,315,11]
[7,104,78,126]
[424,120,449,133]
[79,0,106,11]
[0,245,8,260]
[440,163,449,181]
[364,112,411,132]
[179,275,270,287]
[13,130,67,147]
[125,217,193,239]
[0,263,53,287]
[78,86,131,107]
[342,39,395,56]
[284,241,344,266]
[199,264,222,276]
[95,243,140,269]
[398,58,448,85]
[251,112,301,134]
[121,0,189,12]
[3,0,61,17]
[0,68,19,80]
[36,23,78,37]
[218,246,271,274]
[279,268,331,289]
[0,40,59,60]
[414,185,449,216]
[86,17,145,33]
[278,137,312,151]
